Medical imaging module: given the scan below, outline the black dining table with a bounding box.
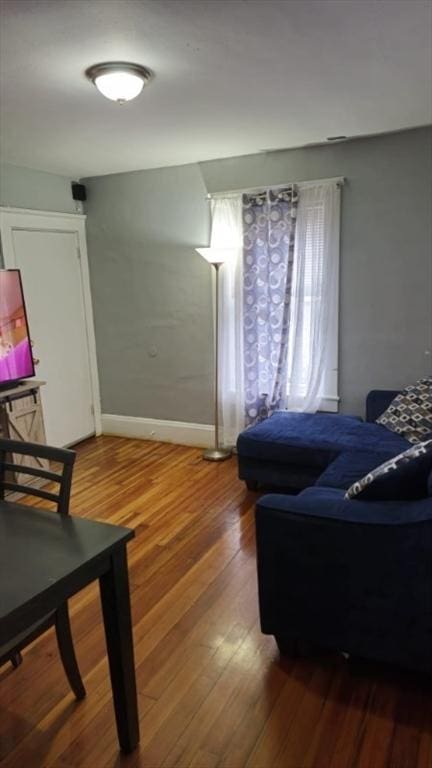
[0,499,139,753]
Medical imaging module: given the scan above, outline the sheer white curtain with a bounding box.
[286,181,340,412]
[209,196,244,446]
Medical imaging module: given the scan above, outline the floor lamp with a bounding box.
[196,247,233,461]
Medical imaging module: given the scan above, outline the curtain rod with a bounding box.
[206,176,345,200]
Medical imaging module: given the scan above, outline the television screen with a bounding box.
[0,269,35,386]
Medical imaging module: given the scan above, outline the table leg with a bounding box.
[99,546,139,753]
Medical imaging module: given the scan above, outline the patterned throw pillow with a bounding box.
[345,439,432,501]
[376,377,432,443]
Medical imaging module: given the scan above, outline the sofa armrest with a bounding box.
[257,486,432,526]
[255,488,432,672]
[365,389,401,422]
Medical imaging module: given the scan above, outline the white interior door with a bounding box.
[0,210,100,447]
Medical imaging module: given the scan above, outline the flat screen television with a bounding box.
[0,269,35,388]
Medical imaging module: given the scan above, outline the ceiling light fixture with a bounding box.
[85,62,153,104]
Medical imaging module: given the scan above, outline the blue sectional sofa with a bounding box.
[237,390,432,673]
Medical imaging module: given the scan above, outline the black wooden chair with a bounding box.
[0,438,85,699]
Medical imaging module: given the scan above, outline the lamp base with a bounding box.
[202,447,232,462]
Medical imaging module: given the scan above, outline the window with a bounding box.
[211,178,341,441]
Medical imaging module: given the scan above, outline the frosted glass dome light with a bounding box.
[95,72,144,102]
[86,62,153,103]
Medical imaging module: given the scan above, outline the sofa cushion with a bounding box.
[345,439,432,501]
[376,377,432,443]
[258,485,432,525]
[237,411,409,468]
[315,450,395,490]
[238,455,322,491]
[365,389,401,423]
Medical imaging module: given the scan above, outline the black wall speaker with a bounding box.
[71,182,87,202]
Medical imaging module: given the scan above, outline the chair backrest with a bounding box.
[0,439,76,514]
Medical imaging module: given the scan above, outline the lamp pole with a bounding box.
[196,248,232,462]
[203,262,231,461]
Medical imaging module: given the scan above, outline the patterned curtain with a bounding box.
[242,186,298,426]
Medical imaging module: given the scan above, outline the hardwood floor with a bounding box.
[1,435,431,768]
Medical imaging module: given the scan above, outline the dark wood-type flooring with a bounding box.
[1,436,431,768]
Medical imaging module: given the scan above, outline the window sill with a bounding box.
[318,395,340,413]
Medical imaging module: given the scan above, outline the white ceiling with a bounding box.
[0,0,431,178]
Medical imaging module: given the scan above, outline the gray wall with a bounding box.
[84,126,432,422]
[84,164,212,422]
[0,163,77,214]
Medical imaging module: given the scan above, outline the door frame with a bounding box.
[0,206,101,438]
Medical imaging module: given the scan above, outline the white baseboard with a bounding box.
[101,414,214,448]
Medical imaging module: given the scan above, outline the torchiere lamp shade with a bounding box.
[195,247,235,265]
